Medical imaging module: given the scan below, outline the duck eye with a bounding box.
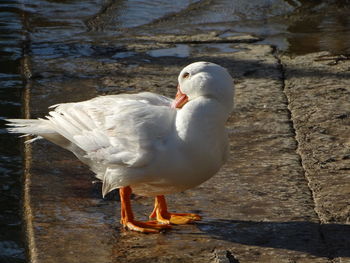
[182,72,190,79]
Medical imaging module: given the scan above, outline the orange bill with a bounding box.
[171,85,188,109]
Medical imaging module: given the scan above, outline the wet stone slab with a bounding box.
[24,40,348,262]
[282,53,350,224]
[282,53,350,262]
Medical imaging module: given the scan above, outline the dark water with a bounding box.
[0,1,26,262]
[0,0,349,262]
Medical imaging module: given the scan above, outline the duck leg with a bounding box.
[149,195,201,225]
[119,186,171,233]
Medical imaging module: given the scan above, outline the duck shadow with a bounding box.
[197,219,350,258]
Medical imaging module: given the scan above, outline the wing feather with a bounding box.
[45,92,175,168]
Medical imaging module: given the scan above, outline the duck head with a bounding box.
[172,61,234,114]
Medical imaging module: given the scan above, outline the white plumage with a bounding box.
[6,62,234,232]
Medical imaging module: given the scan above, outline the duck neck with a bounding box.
[175,97,229,143]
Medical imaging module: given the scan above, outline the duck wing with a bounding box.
[47,92,175,168]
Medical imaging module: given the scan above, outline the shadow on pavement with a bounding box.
[198,219,350,258]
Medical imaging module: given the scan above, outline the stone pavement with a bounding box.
[22,34,350,262]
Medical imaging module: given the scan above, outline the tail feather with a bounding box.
[5,119,56,136]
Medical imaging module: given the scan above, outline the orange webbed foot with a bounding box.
[149,195,202,225]
[119,187,172,233]
[122,219,171,233]
[168,213,201,225]
[150,212,201,225]
[119,187,200,233]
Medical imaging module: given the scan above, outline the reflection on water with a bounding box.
[88,0,201,29]
[284,0,350,54]
[132,0,350,55]
[147,44,190,58]
[146,43,241,58]
[0,0,349,262]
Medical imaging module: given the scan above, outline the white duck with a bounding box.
[6,61,234,233]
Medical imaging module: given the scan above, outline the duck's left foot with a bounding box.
[150,211,201,225]
[150,195,201,225]
[122,219,172,233]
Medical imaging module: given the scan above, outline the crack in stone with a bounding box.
[272,48,336,260]
[272,48,321,222]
